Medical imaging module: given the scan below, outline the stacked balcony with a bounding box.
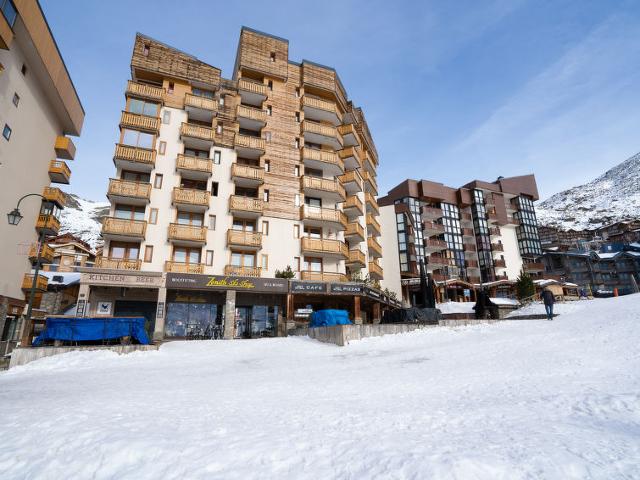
[492,243,504,252]
[367,237,383,258]
[180,122,215,150]
[237,104,267,130]
[346,249,366,269]
[172,187,209,212]
[176,154,212,180]
[95,257,142,270]
[28,243,55,264]
[425,238,447,253]
[339,170,363,195]
[165,261,205,274]
[231,163,264,187]
[368,260,384,280]
[42,187,66,207]
[343,195,364,219]
[423,221,445,236]
[125,80,164,103]
[184,93,217,122]
[107,179,151,206]
[338,146,362,171]
[48,160,71,184]
[301,95,341,125]
[523,262,545,273]
[229,195,263,218]
[301,237,348,259]
[337,124,358,147]
[494,259,507,269]
[224,265,262,277]
[301,120,342,150]
[227,229,263,250]
[300,271,347,282]
[301,176,345,202]
[345,222,365,243]
[301,147,344,176]
[113,144,156,172]
[462,227,475,238]
[36,214,60,235]
[238,78,268,106]
[300,205,347,230]
[362,170,378,196]
[422,206,443,221]
[54,136,76,160]
[365,192,379,215]
[168,223,207,246]
[102,217,147,242]
[363,151,376,175]
[22,274,48,292]
[120,111,160,134]
[234,133,265,159]
[366,214,381,237]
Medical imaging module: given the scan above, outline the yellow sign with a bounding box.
[206,277,256,289]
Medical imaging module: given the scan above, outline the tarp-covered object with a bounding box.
[33,317,151,345]
[309,309,352,327]
[382,308,442,324]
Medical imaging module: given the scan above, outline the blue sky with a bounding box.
[42,0,640,202]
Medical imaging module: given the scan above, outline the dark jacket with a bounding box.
[541,290,555,306]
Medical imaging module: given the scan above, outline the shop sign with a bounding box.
[330,283,364,294]
[97,301,112,316]
[83,272,163,288]
[364,287,383,301]
[290,281,327,293]
[166,273,288,293]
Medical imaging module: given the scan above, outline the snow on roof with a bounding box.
[490,297,520,306]
[39,271,81,286]
[564,282,578,287]
[534,279,559,286]
[596,252,620,259]
[629,242,640,249]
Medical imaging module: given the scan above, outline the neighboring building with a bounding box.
[78,28,395,341]
[44,233,95,271]
[379,175,543,306]
[538,220,640,251]
[0,1,84,350]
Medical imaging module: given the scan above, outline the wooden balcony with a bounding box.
[338,123,358,147]
[427,255,449,269]
[300,271,347,282]
[365,192,379,215]
[494,259,507,268]
[102,217,146,240]
[487,211,498,223]
[22,274,48,292]
[301,175,345,201]
[168,223,207,244]
[224,265,262,277]
[301,95,341,125]
[343,195,364,218]
[113,144,156,172]
[492,243,504,252]
[339,170,363,195]
[184,93,217,122]
[301,147,344,175]
[48,160,71,184]
[120,111,160,133]
[95,257,142,270]
[338,146,362,171]
[231,163,264,186]
[300,205,347,229]
[234,133,265,158]
[238,78,268,106]
[126,80,164,102]
[462,227,475,237]
[180,122,215,149]
[229,195,263,218]
[345,222,365,243]
[54,136,76,160]
[346,249,366,268]
[165,261,205,274]
[227,229,263,250]
[36,214,60,235]
[28,243,55,264]
[422,206,442,220]
[237,104,267,129]
[489,227,501,237]
[465,259,479,269]
[368,261,384,280]
[362,170,377,196]
[363,151,376,174]
[107,179,151,205]
[176,154,212,180]
[172,187,209,211]
[301,120,342,150]
[366,214,381,236]
[367,237,383,258]
[423,221,445,236]
[43,187,66,207]
[301,237,348,259]
[523,262,545,273]
[425,239,447,253]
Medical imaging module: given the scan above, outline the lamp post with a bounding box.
[7,193,48,347]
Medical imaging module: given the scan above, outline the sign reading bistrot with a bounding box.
[166,273,288,293]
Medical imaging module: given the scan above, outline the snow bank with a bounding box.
[1,295,639,479]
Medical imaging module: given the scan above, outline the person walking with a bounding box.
[541,288,555,321]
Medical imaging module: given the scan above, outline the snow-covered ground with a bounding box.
[506,300,587,318]
[1,295,639,479]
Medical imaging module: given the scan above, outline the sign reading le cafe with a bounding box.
[165,273,288,293]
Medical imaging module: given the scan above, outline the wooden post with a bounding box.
[353,296,362,324]
[373,302,381,324]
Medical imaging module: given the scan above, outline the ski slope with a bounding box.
[1,295,639,479]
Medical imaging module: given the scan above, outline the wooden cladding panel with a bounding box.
[236,29,289,79]
[131,34,220,88]
[301,62,348,112]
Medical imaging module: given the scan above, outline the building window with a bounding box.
[263,189,270,202]
[211,182,219,196]
[268,80,273,90]
[216,124,223,134]
[154,174,163,189]
[230,251,256,268]
[192,87,214,99]
[167,82,174,94]
[2,124,11,141]
[294,194,300,207]
[219,95,225,106]
[162,111,171,124]
[12,93,19,107]
[261,254,269,270]
[1,0,17,26]
[213,151,221,164]
[265,132,271,142]
[144,245,154,262]
[295,112,300,123]
[293,224,300,239]
[295,88,300,98]
[143,44,150,56]
[209,215,216,230]
[173,247,201,265]
[262,221,269,235]
[294,256,300,271]
[206,250,214,266]
[294,165,300,177]
[128,98,160,117]
[158,141,166,155]
[149,208,158,224]
[270,52,276,62]
[303,256,323,272]
[295,137,300,149]
[264,160,270,172]
[21,63,27,76]
[121,129,154,149]
[266,105,272,116]
[110,242,140,260]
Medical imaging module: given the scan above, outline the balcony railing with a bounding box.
[302,95,340,117]
[43,187,66,207]
[492,243,504,252]
[237,104,267,123]
[180,122,215,142]
[301,176,346,199]
[302,120,342,143]
[494,259,507,268]
[102,217,146,237]
[231,163,264,183]
[54,135,76,160]
[238,78,268,97]
[95,257,142,270]
[108,179,151,201]
[22,274,48,291]
[229,195,263,215]
[234,133,266,152]
[36,214,60,233]
[367,237,383,257]
[366,214,381,235]
[422,206,442,219]
[300,205,347,228]
[344,196,364,216]
[362,170,377,194]
[176,154,212,175]
[165,261,205,274]
[368,261,384,279]
[126,80,164,102]
[168,223,207,243]
[365,192,379,215]
[347,249,366,266]
[425,239,447,250]
[120,111,160,132]
[224,265,262,277]
[301,147,343,170]
[489,227,501,236]
[423,221,445,235]
[338,146,362,169]
[28,243,54,263]
[337,123,357,139]
[172,187,210,208]
[300,271,347,282]
[345,222,365,241]
[339,170,364,191]
[48,160,71,184]
[113,144,156,167]
[301,237,348,258]
[523,262,545,272]
[185,93,217,112]
[227,229,263,248]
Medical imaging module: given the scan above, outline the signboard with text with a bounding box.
[290,281,327,293]
[166,273,288,293]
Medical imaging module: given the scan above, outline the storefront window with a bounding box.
[165,292,224,338]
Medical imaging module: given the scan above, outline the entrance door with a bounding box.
[235,306,252,339]
[114,301,157,335]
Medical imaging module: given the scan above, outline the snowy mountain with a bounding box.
[59,193,109,250]
[536,151,640,230]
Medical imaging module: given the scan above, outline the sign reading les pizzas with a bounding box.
[166,273,288,293]
[330,284,364,294]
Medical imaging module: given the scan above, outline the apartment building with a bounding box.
[78,28,393,341]
[0,0,83,347]
[378,175,543,305]
[43,233,95,272]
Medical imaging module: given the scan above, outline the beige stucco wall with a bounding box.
[378,205,402,298]
[497,224,523,280]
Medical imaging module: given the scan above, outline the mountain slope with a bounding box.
[59,193,109,250]
[536,151,640,230]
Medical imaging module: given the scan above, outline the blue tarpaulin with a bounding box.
[33,317,151,345]
[309,309,352,327]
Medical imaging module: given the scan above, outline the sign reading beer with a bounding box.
[166,273,288,293]
[330,283,364,294]
[290,281,327,293]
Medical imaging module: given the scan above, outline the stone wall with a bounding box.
[9,344,159,368]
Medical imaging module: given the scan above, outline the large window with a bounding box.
[127,98,160,117]
[173,247,201,264]
[177,211,203,226]
[231,251,256,267]
[114,204,145,221]
[515,195,542,257]
[109,242,140,260]
[121,129,154,149]
[471,189,495,282]
[1,0,17,27]
[303,257,323,272]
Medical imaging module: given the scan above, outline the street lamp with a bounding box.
[7,193,48,347]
